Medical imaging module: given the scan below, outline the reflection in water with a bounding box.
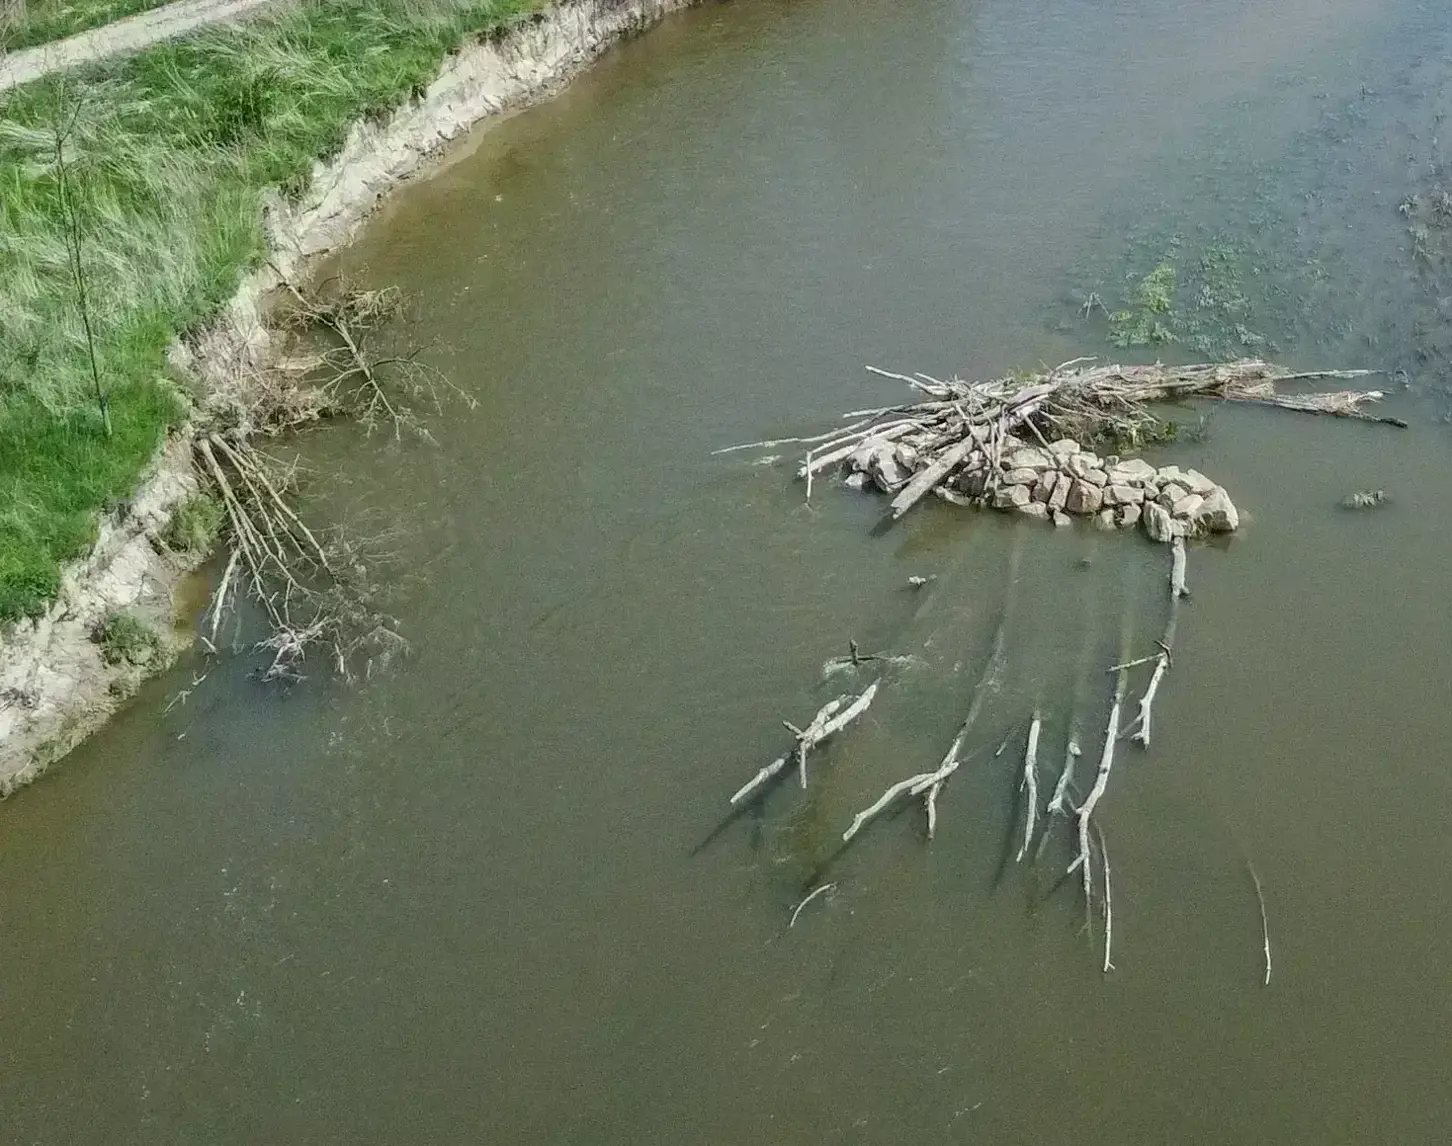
[6,0,1452,1141]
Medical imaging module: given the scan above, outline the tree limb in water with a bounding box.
[1015,711,1042,863]
[730,680,881,805]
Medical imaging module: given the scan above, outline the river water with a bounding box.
[7,0,1452,1140]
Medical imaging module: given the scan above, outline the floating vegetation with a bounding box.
[1091,239,1271,358]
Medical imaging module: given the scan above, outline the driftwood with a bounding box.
[1126,546,1184,749]
[789,883,836,927]
[1170,537,1189,599]
[1097,824,1115,973]
[1015,711,1042,863]
[1248,859,1272,986]
[843,536,1022,844]
[730,680,881,805]
[1073,653,1129,921]
[723,359,1394,524]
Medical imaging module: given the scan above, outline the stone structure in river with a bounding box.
[847,435,1239,542]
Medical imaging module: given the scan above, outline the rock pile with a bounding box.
[847,435,1238,542]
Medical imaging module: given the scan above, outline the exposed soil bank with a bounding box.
[0,0,705,796]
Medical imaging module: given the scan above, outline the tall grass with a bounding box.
[0,0,538,621]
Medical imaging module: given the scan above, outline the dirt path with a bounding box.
[0,0,275,92]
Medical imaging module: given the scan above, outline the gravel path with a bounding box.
[1,0,276,92]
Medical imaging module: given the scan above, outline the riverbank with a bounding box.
[0,0,705,795]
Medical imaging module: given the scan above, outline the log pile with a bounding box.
[766,358,1395,542]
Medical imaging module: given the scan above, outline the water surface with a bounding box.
[6,0,1452,1141]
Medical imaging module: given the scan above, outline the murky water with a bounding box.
[7,0,1452,1140]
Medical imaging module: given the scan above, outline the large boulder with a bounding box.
[1157,482,1188,509]
[1193,487,1240,532]
[1118,502,1142,528]
[993,483,1031,511]
[1047,479,1070,513]
[1047,438,1081,458]
[1004,447,1051,471]
[1108,458,1158,485]
[1065,478,1104,515]
[1018,501,1049,520]
[1171,493,1204,520]
[1103,483,1143,507]
[1003,467,1040,487]
[1181,468,1218,496]
[1143,501,1174,543]
[1066,452,1105,479]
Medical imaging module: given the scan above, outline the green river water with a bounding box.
[6,0,1452,1140]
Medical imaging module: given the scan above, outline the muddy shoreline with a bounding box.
[0,0,706,795]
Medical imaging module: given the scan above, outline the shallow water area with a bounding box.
[6,0,1452,1141]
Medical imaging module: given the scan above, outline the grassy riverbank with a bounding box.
[0,0,536,621]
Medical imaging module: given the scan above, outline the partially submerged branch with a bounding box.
[1015,711,1042,863]
[730,680,881,805]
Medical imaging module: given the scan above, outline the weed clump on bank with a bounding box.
[93,607,159,665]
[0,0,536,622]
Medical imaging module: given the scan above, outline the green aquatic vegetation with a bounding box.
[1096,239,1270,358]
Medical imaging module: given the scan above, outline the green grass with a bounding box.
[0,0,538,621]
[1,0,176,53]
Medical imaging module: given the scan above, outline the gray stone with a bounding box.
[1157,482,1187,509]
[1018,501,1049,520]
[1003,467,1040,487]
[1103,483,1143,507]
[1118,502,1142,528]
[1064,478,1104,515]
[1182,468,1218,496]
[1169,518,1190,539]
[1067,453,1104,479]
[1082,468,1109,487]
[1108,458,1157,485]
[1095,508,1118,531]
[1004,448,1051,471]
[1156,465,1190,487]
[844,471,870,490]
[993,483,1031,511]
[1047,479,1070,513]
[1047,438,1081,458]
[1052,510,1072,528]
[870,447,908,492]
[1143,501,1173,543]
[1171,493,1204,519]
[1193,487,1240,533]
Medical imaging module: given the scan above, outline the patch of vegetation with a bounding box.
[0,0,175,53]
[93,607,160,666]
[1107,262,1177,347]
[1083,237,1273,359]
[161,491,224,553]
[0,0,538,622]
